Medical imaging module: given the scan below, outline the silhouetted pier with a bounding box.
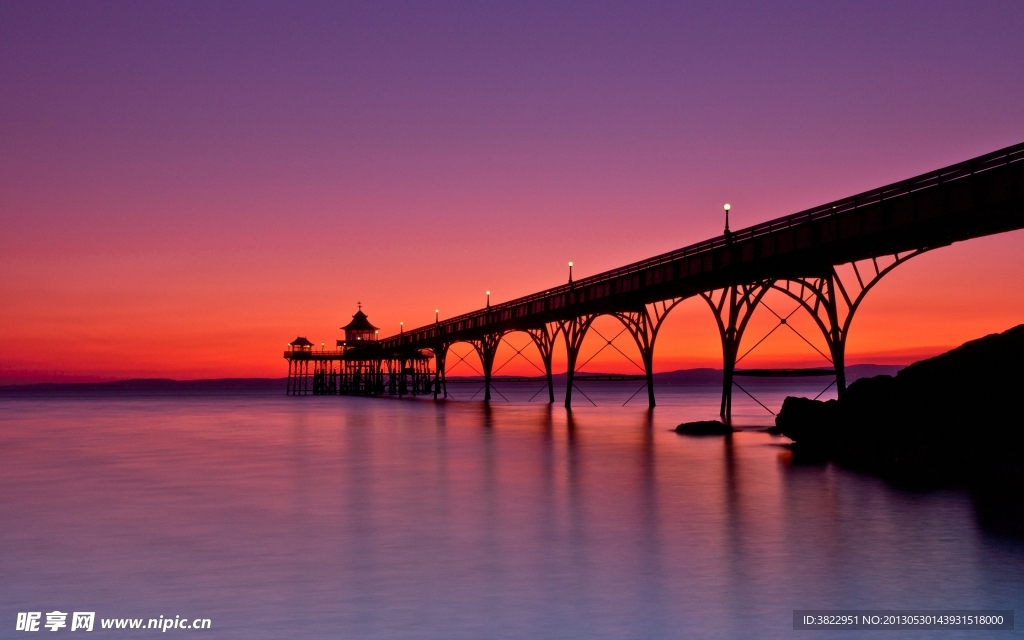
[287,143,1024,418]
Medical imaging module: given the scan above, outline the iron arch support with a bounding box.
[432,343,450,400]
[472,332,504,404]
[558,314,597,409]
[773,249,928,395]
[440,339,488,401]
[524,323,561,403]
[700,281,775,421]
[479,325,560,403]
[612,297,687,408]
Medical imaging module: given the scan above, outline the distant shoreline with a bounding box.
[0,365,904,396]
[0,378,289,396]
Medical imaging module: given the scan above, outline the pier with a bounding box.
[287,143,1024,418]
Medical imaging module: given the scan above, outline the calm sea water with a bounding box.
[1,383,1021,639]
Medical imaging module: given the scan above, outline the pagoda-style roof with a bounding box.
[342,310,379,332]
[289,336,314,347]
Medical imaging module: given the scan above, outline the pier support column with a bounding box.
[701,282,773,422]
[374,360,385,395]
[772,250,926,398]
[528,323,559,403]
[294,360,304,395]
[615,299,684,409]
[822,273,848,395]
[560,315,596,409]
[398,358,407,397]
[473,333,502,404]
[433,344,448,400]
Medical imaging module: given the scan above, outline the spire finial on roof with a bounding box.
[357,301,362,310]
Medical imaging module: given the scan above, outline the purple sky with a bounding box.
[2,1,1023,380]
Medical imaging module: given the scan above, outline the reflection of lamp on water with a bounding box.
[568,261,573,284]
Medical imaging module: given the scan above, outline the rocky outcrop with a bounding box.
[776,324,1024,534]
[675,420,732,435]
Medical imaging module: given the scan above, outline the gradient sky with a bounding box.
[2,1,1023,382]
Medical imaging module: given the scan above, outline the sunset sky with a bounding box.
[2,1,1023,383]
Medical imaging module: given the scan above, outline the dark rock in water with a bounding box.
[774,396,840,443]
[675,420,732,435]
[775,324,1024,534]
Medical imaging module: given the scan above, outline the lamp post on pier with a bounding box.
[568,261,573,284]
[486,291,491,308]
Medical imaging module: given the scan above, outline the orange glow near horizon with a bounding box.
[2,227,1022,384]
